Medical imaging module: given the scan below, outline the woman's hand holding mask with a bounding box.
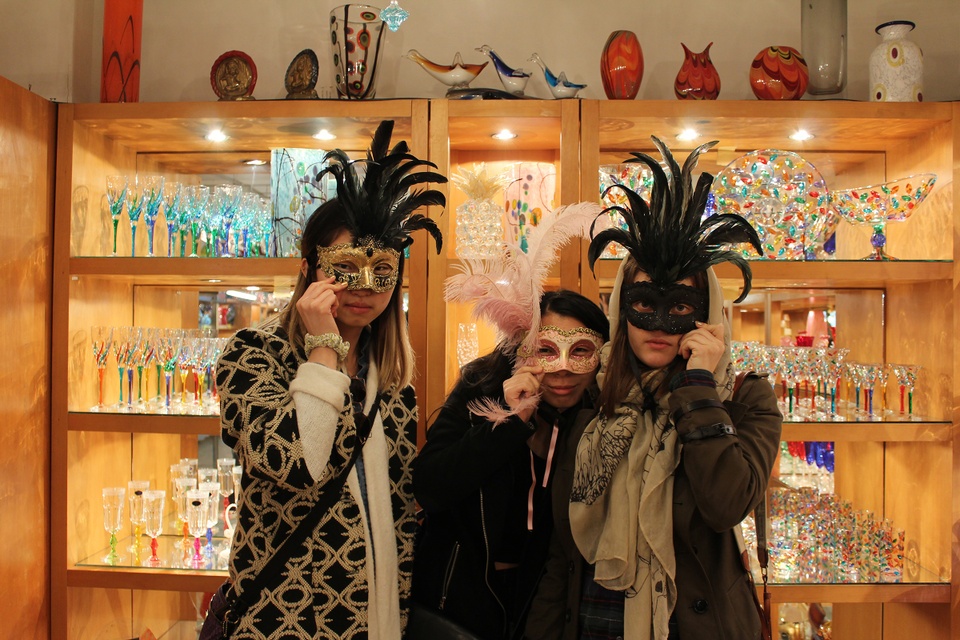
[679,321,725,372]
[297,276,348,337]
[502,364,545,422]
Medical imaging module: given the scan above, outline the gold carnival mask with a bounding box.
[315,239,401,293]
[517,325,605,374]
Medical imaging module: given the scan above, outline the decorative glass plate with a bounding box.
[712,150,833,260]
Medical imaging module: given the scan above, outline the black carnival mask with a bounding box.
[621,281,708,335]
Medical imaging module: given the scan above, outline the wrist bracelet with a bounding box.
[670,398,726,425]
[304,332,350,361]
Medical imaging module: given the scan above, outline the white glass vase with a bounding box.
[869,20,923,102]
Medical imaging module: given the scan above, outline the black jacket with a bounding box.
[413,373,591,640]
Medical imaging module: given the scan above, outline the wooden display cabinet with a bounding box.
[51,99,430,639]
[50,96,958,638]
[579,100,957,639]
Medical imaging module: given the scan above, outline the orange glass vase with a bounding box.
[749,46,808,100]
[600,30,643,100]
[674,42,720,100]
[100,0,143,102]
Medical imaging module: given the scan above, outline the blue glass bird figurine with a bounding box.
[528,53,587,99]
[476,45,530,96]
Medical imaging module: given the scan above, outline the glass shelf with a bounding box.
[77,534,230,572]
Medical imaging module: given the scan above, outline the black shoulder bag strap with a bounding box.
[219,391,385,635]
[732,371,773,640]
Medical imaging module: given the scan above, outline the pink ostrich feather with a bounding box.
[445,201,602,425]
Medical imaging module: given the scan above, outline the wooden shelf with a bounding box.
[595,100,954,154]
[590,259,953,289]
[66,567,226,592]
[69,257,299,286]
[766,583,950,604]
[781,422,951,442]
[68,412,220,435]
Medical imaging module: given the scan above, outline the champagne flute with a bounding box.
[102,487,125,565]
[217,457,236,510]
[163,182,183,258]
[90,326,113,411]
[183,185,210,258]
[111,326,132,409]
[140,176,165,257]
[198,481,220,559]
[174,476,197,564]
[105,176,128,257]
[142,489,165,567]
[232,465,243,506]
[185,489,210,568]
[125,177,147,257]
[127,480,150,558]
[213,185,243,257]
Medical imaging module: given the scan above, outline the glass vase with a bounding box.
[869,20,923,102]
[801,0,847,95]
[329,4,385,100]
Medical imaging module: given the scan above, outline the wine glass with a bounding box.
[163,182,183,258]
[830,173,937,260]
[125,327,144,411]
[142,489,165,567]
[90,326,113,411]
[134,327,157,411]
[198,481,220,559]
[887,363,922,419]
[127,480,150,557]
[125,177,147,257]
[217,457,236,510]
[183,185,210,258]
[102,487,125,565]
[105,175,128,257]
[140,175,165,257]
[232,465,243,505]
[174,476,197,564]
[254,196,274,257]
[176,334,196,410]
[185,489,210,568]
[111,326,132,410]
[159,329,182,412]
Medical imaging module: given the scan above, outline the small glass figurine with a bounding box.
[380,0,409,31]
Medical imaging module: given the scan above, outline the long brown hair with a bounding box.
[597,258,708,417]
[280,199,414,391]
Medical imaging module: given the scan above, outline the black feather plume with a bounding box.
[315,120,446,253]
[588,136,762,302]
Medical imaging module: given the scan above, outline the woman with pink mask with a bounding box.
[412,204,607,640]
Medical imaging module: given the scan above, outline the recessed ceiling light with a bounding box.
[206,129,228,142]
[207,279,222,283]
[790,129,815,141]
[313,129,337,141]
[676,128,699,141]
[491,129,517,140]
[245,285,261,292]
[244,159,267,166]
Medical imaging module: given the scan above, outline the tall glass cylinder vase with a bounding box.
[801,0,847,95]
[329,5,385,99]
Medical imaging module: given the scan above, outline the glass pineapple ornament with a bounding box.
[451,163,511,259]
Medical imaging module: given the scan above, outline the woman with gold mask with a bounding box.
[215,121,445,639]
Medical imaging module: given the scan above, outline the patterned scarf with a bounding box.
[568,266,734,640]
[570,362,679,640]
